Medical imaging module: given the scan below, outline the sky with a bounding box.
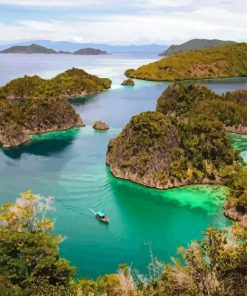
[0,0,246,45]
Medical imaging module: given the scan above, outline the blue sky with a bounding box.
[0,0,246,45]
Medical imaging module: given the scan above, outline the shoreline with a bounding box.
[1,124,84,149]
[128,75,247,82]
[106,163,224,191]
[107,164,247,224]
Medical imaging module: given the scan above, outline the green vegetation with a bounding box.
[156,84,247,129]
[0,191,246,295]
[160,38,235,56]
[0,68,112,100]
[0,190,76,295]
[107,110,237,189]
[107,111,181,187]
[0,68,112,147]
[127,43,247,81]
[0,96,83,147]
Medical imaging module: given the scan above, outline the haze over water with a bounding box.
[0,53,246,278]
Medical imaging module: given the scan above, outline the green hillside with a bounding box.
[126,43,247,81]
[0,68,112,100]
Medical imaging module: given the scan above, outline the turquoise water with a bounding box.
[0,54,246,278]
[229,133,247,163]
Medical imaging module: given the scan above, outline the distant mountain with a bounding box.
[0,40,168,54]
[73,48,108,55]
[160,39,236,56]
[0,43,56,54]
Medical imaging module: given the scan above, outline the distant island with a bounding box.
[126,43,247,81]
[0,43,109,55]
[0,68,112,147]
[0,40,168,54]
[74,48,108,55]
[159,38,236,56]
[0,43,56,54]
[106,83,247,223]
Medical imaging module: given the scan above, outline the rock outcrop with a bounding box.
[224,207,247,224]
[121,79,135,86]
[0,97,84,148]
[93,120,110,130]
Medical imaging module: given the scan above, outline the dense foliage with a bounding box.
[127,43,247,81]
[156,83,247,128]
[107,110,237,189]
[0,68,112,100]
[1,192,246,296]
[0,191,76,295]
[107,111,181,188]
[0,68,112,147]
[160,38,235,56]
[136,224,247,296]
[0,96,83,147]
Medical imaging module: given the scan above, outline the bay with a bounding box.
[0,53,246,278]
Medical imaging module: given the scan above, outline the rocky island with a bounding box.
[159,38,235,56]
[121,79,135,86]
[0,68,112,147]
[0,68,112,100]
[106,83,247,223]
[126,43,247,81]
[92,120,110,130]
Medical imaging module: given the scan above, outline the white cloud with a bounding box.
[0,0,105,7]
[0,6,245,45]
[0,1,246,44]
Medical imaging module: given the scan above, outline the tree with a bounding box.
[0,190,75,295]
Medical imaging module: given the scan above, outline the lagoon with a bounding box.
[0,53,246,278]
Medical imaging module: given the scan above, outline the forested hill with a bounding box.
[126,43,247,81]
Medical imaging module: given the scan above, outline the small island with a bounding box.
[126,43,247,81]
[73,48,108,55]
[0,67,112,100]
[121,79,135,86]
[92,120,110,130]
[0,68,112,147]
[106,83,247,223]
[159,38,235,56]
